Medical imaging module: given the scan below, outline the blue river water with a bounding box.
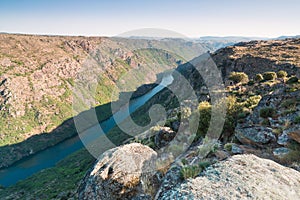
[0,75,173,187]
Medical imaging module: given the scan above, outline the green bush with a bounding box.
[286,76,299,84]
[244,95,262,109]
[224,143,233,151]
[198,161,211,169]
[263,72,277,81]
[294,116,300,124]
[180,165,202,180]
[181,158,188,165]
[255,73,264,82]
[180,161,211,180]
[195,101,212,139]
[229,72,249,84]
[277,70,288,78]
[259,107,275,118]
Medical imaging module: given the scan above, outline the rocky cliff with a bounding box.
[78,38,300,199]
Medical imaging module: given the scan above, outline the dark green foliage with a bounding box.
[229,72,249,84]
[286,76,299,84]
[247,80,255,86]
[181,158,188,165]
[294,116,300,124]
[198,161,211,169]
[263,72,277,81]
[259,107,275,118]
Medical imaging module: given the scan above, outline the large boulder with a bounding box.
[78,143,158,200]
[157,154,300,200]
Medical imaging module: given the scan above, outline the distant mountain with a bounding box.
[196,36,269,49]
[198,36,268,41]
[276,35,300,40]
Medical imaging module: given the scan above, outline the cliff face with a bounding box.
[212,38,300,79]
[0,33,212,168]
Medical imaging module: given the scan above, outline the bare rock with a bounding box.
[78,143,158,200]
[273,147,290,158]
[235,126,276,146]
[158,154,300,200]
[277,131,289,146]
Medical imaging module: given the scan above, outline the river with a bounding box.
[0,74,174,187]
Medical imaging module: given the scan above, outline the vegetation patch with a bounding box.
[263,72,277,81]
[259,107,276,118]
[229,72,249,84]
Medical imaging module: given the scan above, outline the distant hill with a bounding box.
[276,35,300,40]
[196,36,269,49]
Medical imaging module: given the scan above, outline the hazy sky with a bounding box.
[0,0,299,38]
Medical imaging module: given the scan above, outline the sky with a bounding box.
[0,0,299,38]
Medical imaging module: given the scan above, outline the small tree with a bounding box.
[263,72,277,81]
[229,72,249,84]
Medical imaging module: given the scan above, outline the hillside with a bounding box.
[0,33,215,168]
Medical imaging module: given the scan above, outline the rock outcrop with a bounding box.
[78,143,159,200]
[157,154,300,200]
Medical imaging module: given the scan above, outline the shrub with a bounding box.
[281,99,297,109]
[195,101,212,139]
[180,161,211,180]
[259,107,275,118]
[255,73,264,82]
[286,76,299,84]
[198,161,211,170]
[294,116,300,124]
[181,158,188,165]
[263,72,277,81]
[224,143,233,151]
[180,165,202,180]
[229,72,249,84]
[277,70,288,78]
[193,96,243,142]
[244,95,262,109]
[261,118,270,126]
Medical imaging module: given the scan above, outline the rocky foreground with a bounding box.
[79,143,300,200]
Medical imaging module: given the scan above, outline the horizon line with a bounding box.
[0,31,299,40]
